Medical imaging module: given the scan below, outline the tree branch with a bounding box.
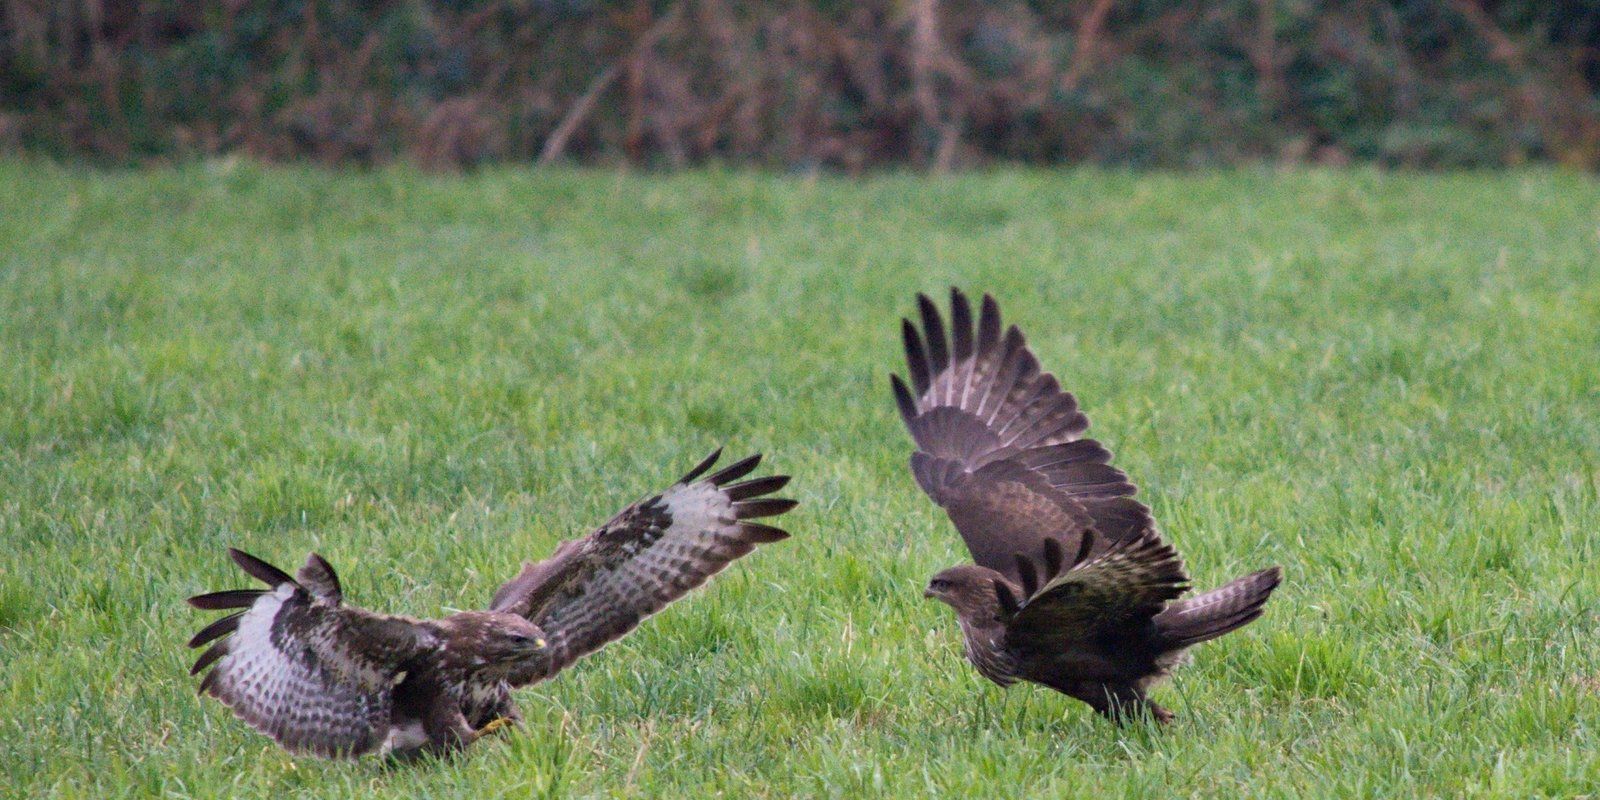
[538,3,683,166]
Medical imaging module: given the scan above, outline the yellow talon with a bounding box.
[477,717,514,737]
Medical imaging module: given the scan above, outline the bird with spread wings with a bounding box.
[185,449,795,758]
[894,289,1281,723]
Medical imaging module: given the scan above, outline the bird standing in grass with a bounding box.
[185,449,796,758]
[894,289,1281,723]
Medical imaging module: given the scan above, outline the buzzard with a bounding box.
[893,289,1281,723]
[186,449,796,758]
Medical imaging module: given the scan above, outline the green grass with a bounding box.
[2,160,1598,798]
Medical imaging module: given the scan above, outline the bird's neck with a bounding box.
[955,599,1007,630]
[954,615,1017,687]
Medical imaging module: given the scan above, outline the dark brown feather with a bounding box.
[994,579,1021,617]
[229,548,294,588]
[197,664,221,695]
[188,589,264,610]
[950,287,974,364]
[679,447,724,483]
[737,522,791,543]
[190,639,229,676]
[1155,567,1283,647]
[187,611,244,648]
[975,294,1002,358]
[1071,529,1097,568]
[297,553,343,603]
[917,293,949,377]
[1015,555,1040,598]
[724,474,791,500]
[707,453,762,485]
[902,319,931,396]
[734,498,799,519]
[1041,537,1065,577]
[891,374,918,424]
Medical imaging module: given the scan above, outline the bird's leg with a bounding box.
[473,717,516,739]
[1149,703,1175,724]
[1073,683,1174,725]
[469,696,523,740]
[414,695,496,758]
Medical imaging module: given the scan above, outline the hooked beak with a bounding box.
[923,587,936,599]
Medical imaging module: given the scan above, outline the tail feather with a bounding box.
[1155,566,1282,647]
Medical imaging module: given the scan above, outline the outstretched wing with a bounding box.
[892,288,1151,582]
[490,449,796,685]
[1000,528,1189,651]
[186,550,434,758]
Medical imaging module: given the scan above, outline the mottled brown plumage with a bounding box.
[896,289,1281,723]
[186,449,795,758]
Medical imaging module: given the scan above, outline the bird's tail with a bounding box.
[1154,566,1282,647]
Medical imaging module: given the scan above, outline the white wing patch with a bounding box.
[204,586,393,757]
[501,452,795,685]
[538,483,748,666]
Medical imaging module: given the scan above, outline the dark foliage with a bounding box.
[3,0,1597,169]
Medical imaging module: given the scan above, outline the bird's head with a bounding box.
[438,611,550,676]
[924,565,1010,620]
[483,614,548,661]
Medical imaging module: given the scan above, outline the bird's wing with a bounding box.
[489,449,795,685]
[893,289,1151,580]
[1001,528,1190,648]
[186,550,434,758]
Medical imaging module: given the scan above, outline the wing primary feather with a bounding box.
[1041,537,1064,577]
[891,374,918,423]
[190,640,229,676]
[1072,529,1097,568]
[979,326,1028,424]
[976,294,1001,356]
[950,288,974,406]
[227,549,294,588]
[917,293,949,386]
[298,553,343,604]
[1016,555,1039,598]
[1007,393,1086,449]
[679,447,724,483]
[994,579,1020,617]
[196,665,220,695]
[903,319,931,396]
[187,611,244,648]
[733,498,798,519]
[950,287,974,361]
[991,361,1054,439]
[737,522,792,543]
[187,589,264,610]
[707,453,762,485]
[724,474,791,500]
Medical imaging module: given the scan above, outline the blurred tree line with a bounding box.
[3,0,1598,170]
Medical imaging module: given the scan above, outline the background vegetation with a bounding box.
[4,0,1600,170]
[2,163,1597,796]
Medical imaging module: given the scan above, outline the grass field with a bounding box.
[2,161,1598,798]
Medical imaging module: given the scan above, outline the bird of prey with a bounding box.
[893,289,1281,724]
[185,449,795,758]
